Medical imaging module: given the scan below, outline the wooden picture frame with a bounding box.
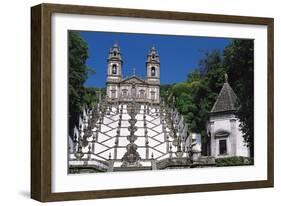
[31,3,274,202]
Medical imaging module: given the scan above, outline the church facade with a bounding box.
[106,43,160,103]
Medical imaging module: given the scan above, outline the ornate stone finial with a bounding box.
[225,73,228,83]
[133,68,136,76]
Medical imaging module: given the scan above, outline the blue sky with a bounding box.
[79,31,231,88]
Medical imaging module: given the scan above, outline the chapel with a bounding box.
[207,74,250,158]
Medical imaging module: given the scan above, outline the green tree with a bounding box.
[186,51,225,133]
[171,72,209,133]
[162,50,225,155]
[160,84,174,104]
[223,40,254,157]
[82,87,98,108]
[82,87,106,108]
[198,50,225,94]
[68,31,92,134]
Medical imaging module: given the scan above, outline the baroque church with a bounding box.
[68,43,250,173]
[106,43,160,104]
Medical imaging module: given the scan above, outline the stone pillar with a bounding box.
[107,160,114,172]
[114,136,118,160]
[151,159,157,170]
[210,121,216,156]
[230,118,237,156]
[145,131,149,159]
[91,140,95,154]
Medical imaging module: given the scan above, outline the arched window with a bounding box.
[111,89,116,99]
[139,90,145,99]
[122,89,128,98]
[151,67,156,77]
[113,51,117,56]
[112,64,117,75]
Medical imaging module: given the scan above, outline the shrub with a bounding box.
[215,156,252,167]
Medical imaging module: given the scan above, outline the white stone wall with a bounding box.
[209,114,249,158]
[235,121,250,157]
[106,84,119,99]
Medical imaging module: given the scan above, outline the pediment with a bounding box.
[120,76,147,85]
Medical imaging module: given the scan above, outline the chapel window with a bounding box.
[219,139,227,155]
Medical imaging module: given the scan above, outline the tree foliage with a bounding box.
[164,50,225,135]
[223,40,254,157]
[68,32,93,134]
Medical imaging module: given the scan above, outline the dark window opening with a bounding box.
[219,139,227,155]
[112,64,117,75]
[151,67,156,77]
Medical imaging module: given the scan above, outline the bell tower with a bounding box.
[106,43,122,101]
[107,43,122,83]
[146,46,160,85]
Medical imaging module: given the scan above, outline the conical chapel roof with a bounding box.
[210,74,238,114]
